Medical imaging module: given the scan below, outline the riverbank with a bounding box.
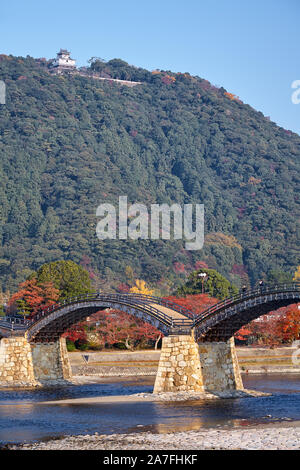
[9,422,300,450]
[69,346,300,377]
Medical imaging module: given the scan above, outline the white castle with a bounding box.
[50,49,76,71]
[48,49,141,87]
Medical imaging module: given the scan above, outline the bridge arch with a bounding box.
[194,283,300,342]
[25,293,194,342]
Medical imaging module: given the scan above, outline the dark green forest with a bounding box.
[0,54,299,293]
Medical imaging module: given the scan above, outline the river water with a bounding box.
[1,374,300,446]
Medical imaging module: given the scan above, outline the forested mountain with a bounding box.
[0,54,299,293]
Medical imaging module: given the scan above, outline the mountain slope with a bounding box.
[0,54,299,292]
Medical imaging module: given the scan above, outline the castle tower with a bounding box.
[50,49,76,71]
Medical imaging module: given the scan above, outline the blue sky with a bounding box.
[1,0,300,134]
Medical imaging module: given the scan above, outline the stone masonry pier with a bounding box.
[0,337,37,386]
[0,337,72,387]
[31,338,72,385]
[0,334,242,391]
[154,334,243,393]
[153,335,204,392]
[198,337,243,391]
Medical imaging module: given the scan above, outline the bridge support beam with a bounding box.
[30,338,72,385]
[198,338,243,391]
[154,335,204,393]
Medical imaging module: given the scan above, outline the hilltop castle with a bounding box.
[49,49,76,72]
[48,49,141,87]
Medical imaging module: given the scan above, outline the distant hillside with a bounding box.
[0,54,299,292]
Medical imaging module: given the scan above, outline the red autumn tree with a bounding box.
[164,293,218,315]
[8,279,59,317]
[99,309,162,350]
[194,261,209,270]
[234,326,252,342]
[62,322,87,345]
[65,309,163,351]
[117,283,130,293]
[173,262,185,274]
[235,303,300,346]
[274,304,300,343]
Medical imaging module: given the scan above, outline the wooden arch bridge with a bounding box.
[0,283,299,392]
[1,283,299,341]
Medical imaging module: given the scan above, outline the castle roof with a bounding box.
[58,49,70,55]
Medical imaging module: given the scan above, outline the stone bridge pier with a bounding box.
[0,333,242,392]
[154,334,243,393]
[0,336,72,387]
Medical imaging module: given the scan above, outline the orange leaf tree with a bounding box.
[8,278,59,317]
[80,309,162,350]
[164,293,218,315]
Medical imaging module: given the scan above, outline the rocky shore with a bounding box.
[9,424,300,450]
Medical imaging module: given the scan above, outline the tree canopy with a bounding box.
[176,268,238,300]
[31,260,92,299]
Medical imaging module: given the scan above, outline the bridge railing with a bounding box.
[193,282,300,327]
[115,293,196,319]
[0,316,30,329]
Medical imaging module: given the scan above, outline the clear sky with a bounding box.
[1,0,300,134]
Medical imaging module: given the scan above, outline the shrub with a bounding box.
[66,340,76,352]
[76,342,89,351]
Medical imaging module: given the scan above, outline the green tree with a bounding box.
[31,260,92,299]
[176,268,238,300]
[266,270,293,285]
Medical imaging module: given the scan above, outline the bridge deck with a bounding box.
[148,303,193,322]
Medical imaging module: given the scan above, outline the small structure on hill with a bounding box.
[49,49,76,72]
[48,49,141,86]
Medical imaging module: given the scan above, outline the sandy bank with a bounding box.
[39,377,268,405]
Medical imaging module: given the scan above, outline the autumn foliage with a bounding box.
[224,92,242,103]
[62,322,87,346]
[129,279,154,295]
[293,266,300,281]
[8,278,59,317]
[164,293,218,315]
[64,309,162,351]
[235,304,300,346]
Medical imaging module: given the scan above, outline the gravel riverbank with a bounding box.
[10,424,300,450]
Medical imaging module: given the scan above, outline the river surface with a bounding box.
[1,374,300,446]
